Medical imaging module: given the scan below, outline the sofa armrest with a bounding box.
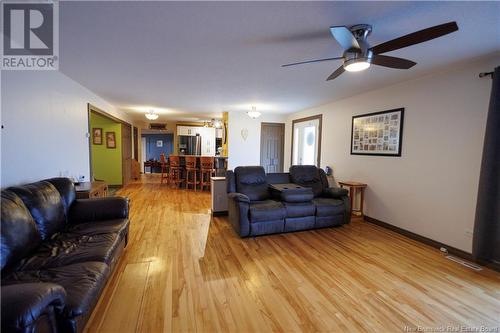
[227,192,250,237]
[69,197,129,224]
[323,187,348,198]
[1,283,66,333]
[228,192,250,203]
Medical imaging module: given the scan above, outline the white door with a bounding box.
[292,117,321,166]
[141,137,147,172]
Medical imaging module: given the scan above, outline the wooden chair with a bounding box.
[160,153,169,184]
[200,157,215,191]
[168,155,183,188]
[185,156,199,191]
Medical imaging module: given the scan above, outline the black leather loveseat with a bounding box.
[226,165,350,237]
[1,178,130,333]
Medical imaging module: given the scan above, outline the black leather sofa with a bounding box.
[1,178,130,333]
[226,165,350,237]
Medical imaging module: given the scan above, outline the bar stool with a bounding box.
[168,155,183,188]
[160,153,170,184]
[200,157,215,191]
[185,156,199,191]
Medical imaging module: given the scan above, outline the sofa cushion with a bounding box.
[289,165,324,197]
[280,188,314,203]
[285,216,316,232]
[313,198,345,217]
[66,219,129,241]
[46,178,76,216]
[2,262,110,319]
[9,181,65,241]
[284,202,316,218]
[266,172,291,184]
[249,200,285,222]
[1,191,42,270]
[235,166,269,201]
[15,231,122,271]
[249,220,284,236]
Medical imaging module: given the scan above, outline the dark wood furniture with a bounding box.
[168,155,184,188]
[338,181,367,217]
[144,160,161,173]
[200,157,215,191]
[185,156,199,190]
[160,153,169,184]
[75,181,108,199]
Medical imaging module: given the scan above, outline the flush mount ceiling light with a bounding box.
[247,106,261,119]
[145,109,159,120]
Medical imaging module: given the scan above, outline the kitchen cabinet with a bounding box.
[177,126,198,136]
[200,127,216,156]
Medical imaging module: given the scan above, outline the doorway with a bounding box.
[87,104,132,186]
[291,114,322,166]
[260,122,285,173]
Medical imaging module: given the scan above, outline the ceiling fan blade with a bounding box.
[281,56,343,67]
[326,66,345,81]
[330,26,360,51]
[370,21,458,55]
[371,55,417,69]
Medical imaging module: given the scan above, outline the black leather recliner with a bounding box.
[226,165,350,237]
[1,178,130,333]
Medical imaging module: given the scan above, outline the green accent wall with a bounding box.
[90,112,122,185]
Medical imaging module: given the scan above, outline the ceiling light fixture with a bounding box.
[145,109,159,120]
[344,58,371,72]
[247,106,261,119]
[212,119,222,128]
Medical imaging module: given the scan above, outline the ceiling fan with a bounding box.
[282,21,459,81]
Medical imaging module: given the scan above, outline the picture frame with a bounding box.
[106,131,116,148]
[92,128,103,145]
[351,108,404,157]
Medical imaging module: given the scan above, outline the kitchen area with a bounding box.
[142,120,228,177]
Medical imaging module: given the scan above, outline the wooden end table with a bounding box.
[338,181,367,217]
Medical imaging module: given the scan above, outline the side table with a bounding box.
[338,181,367,217]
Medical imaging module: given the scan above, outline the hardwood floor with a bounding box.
[85,174,500,333]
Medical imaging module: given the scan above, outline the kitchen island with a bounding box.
[144,155,227,176]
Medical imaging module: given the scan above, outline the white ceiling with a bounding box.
[59,1,500,121]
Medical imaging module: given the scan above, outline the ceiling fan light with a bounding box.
[344,60,370,72]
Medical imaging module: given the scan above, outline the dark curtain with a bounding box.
[473,66,500,265]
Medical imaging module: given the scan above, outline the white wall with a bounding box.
[228,111,287,169]
[284,56,498,253]
[1,70,133,187]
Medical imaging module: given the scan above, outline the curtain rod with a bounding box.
[479,71,494,78]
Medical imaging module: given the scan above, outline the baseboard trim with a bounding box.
[364,215,500,272]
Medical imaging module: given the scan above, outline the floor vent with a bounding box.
[445,255,482,271]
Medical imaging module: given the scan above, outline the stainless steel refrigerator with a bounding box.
[178,134,201,155]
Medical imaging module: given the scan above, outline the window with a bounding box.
[291,115,322,166]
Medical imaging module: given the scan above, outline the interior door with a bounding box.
[260,123,285,173]
[121,123,132,185]
[292,115,322,166]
